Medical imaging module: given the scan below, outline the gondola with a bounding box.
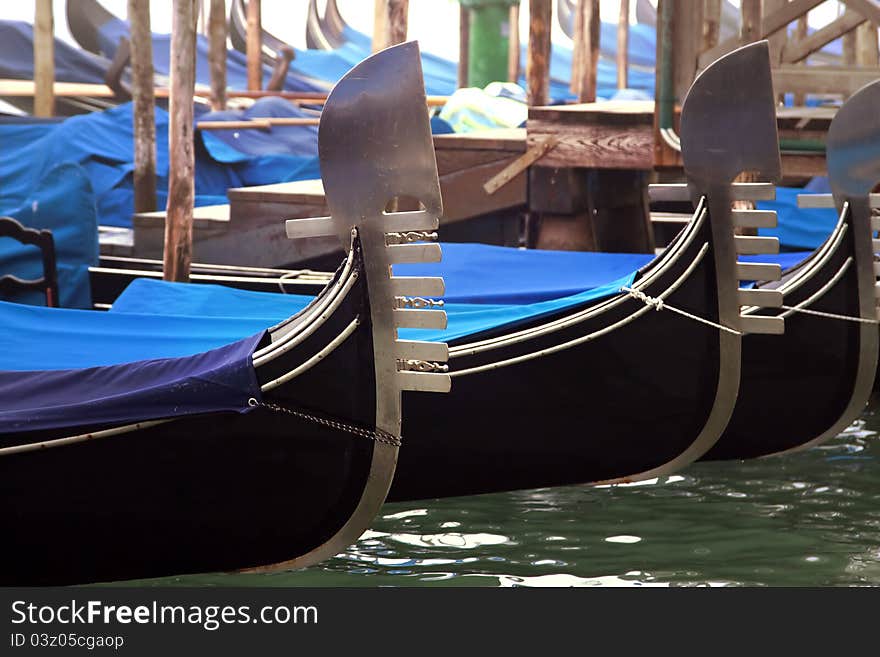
[702,79,880,461]
[0,42,449,585]
[92,42,786,500]
[304,0,351,51]
[66,0,324,93]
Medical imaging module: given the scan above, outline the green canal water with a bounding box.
[149,406,880,587]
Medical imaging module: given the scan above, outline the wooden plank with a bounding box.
[528,117,653,169]
[741,0,762,41]
[781,12,864,64]
[129,0,157,215]
[841,0,880,27]
[196,117,320,130]
[529,99,654,124]
[617,0,629,89]
[772,65,880,95]
[482,136,558,195]
[699,0,825,69]
[527,0,552,106]
[246,0,261,90]
[34,0,54,117]
[164,0,197,283]
[432,128,527,152]
[208,0,227,110]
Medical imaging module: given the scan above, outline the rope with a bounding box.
[780,304,879,325]
[620,286,743,336]
[249,398,401,447]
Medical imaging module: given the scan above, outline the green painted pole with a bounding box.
[460,0,519,88]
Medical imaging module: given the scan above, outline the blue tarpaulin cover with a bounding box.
[0,100,320,229]
[110,271,638,344]
[757,179,838,251]
[0,163,99,308]
[0,20,109,84]
[108,245,813,345]
[0,299,266,434]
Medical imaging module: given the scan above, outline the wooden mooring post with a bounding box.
[164,0,197,283]
[209,0,227,110]
[246,0,262,90]
[458,5,470,87]
[508,2,521,83]
[572,0,600,102]
[527,0,551,106]
[373,0,409,53]
[34,0,54,118]
[129,0,157,214]
[617,0,629,89]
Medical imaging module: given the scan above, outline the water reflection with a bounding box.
[142,408,880,587]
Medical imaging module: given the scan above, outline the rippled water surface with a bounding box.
[153,407,880,587]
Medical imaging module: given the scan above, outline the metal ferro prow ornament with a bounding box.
[680,40,783,338]
[283,41,451,564]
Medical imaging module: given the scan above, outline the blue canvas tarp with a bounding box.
[0,100,321,229]
[107,244,814,345]
[757,183,838,251]
[0,163,98,308]
[0,20,108,84]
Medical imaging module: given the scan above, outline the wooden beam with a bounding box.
[574,0,600,102]
[527,0,552,106]
[372,0,409,52]
[699,0,826,68]
[483,136,558,195]
[841,0,880,27]
[128,0,157,214]
[165,0,198,283]
[772,65,880,95]
[793,13,808,106]
[857,19,880,65]
[196,118,321,130]
[33,0,54,117]
[703,0,721,51]
[617,0,629,89]
[508,3,521,83]
[782,11,864,63]
[673,0,701,103]
[844,10,858,65]
[458,6,469,87]
[740,0,762,41]
[208,0,226,110]
[569,0,583,94]
[246,0,261,91]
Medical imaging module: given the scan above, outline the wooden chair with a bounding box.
[0,216,60,307]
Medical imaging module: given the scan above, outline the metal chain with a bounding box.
[248,398,402,447]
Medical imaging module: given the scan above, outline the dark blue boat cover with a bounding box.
[0,163,98,308]
[0,299,266,435]
[0,21,108,83]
